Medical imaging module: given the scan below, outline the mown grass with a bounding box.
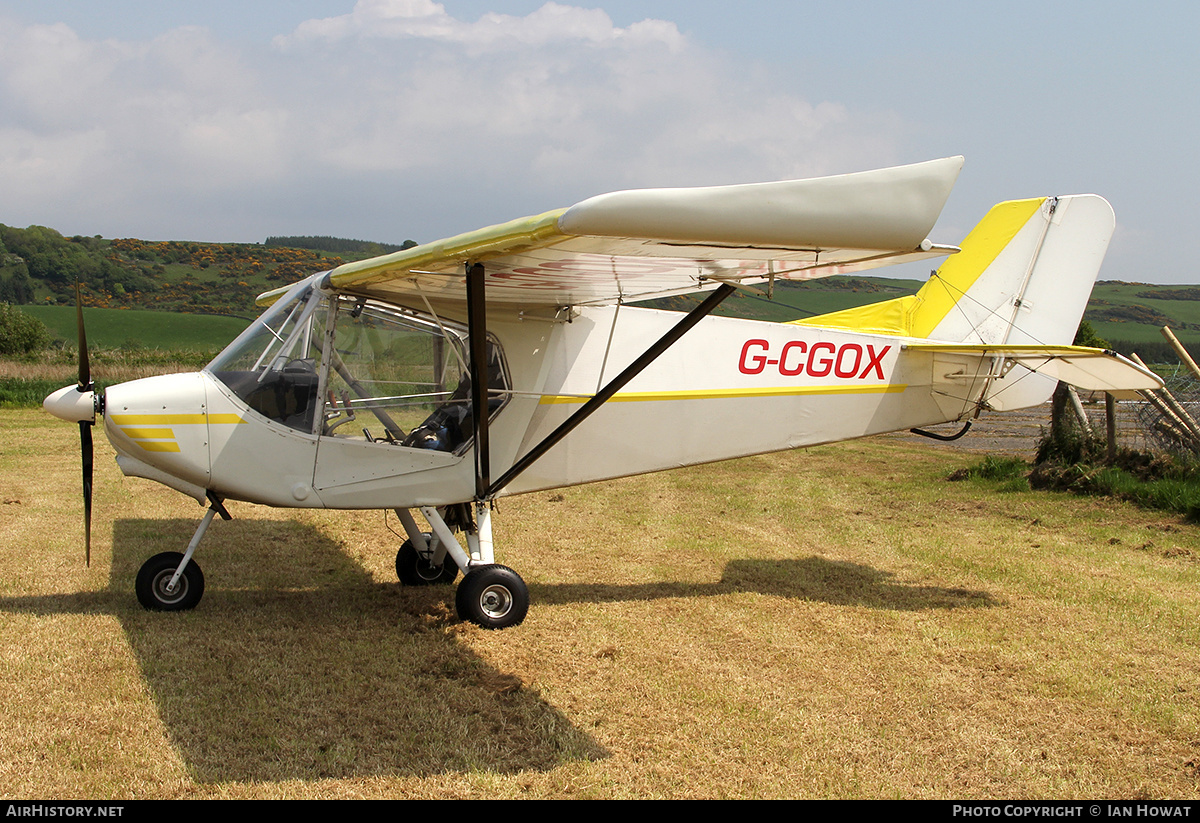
[2,410,1199,798]
[948,455,1032,492]
[1034,463,1200,520]
[955,439,1200,519]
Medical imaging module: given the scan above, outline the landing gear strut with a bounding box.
[135,495,229,612]
[394,504,529,629]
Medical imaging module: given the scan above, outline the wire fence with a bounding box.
[1127,364,1200,456]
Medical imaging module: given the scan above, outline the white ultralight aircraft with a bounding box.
[44,156,1162,628]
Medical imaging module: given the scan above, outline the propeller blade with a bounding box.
[75,281,93,566]
[80,420,93,567]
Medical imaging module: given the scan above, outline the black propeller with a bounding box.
[75,283,93,567]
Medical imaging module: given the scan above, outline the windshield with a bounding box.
[207,279,326,432]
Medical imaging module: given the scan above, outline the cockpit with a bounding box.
[206,277,509,453]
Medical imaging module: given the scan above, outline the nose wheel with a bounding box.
[135,552,205,611]
[133,497,226,612]
[455,565,529,630]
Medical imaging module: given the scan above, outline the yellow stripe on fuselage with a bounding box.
[539,384,906,404]
[109,413,246,425]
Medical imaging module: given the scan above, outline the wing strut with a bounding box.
[466,262,491,500]
[483,283,738,499]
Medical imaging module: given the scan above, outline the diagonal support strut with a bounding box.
[484,283,737,498]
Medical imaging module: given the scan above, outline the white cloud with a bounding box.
[0,4,902,243]
[275,0,685,51]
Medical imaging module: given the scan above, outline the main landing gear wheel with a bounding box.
[455,565,529,630]
[396,533,459,586]
[135,552,205,611]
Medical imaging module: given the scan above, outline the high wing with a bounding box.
[258,156,963,308]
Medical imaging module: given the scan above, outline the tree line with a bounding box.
[264,236,417,255]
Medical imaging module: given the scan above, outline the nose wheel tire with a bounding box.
[455,565,529,630]
[135,552,205,611]
[396,534,459,586]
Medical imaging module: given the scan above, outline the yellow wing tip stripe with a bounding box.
[540,385,906,404]
[247,209,573,307]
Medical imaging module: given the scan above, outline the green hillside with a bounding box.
[1084,281,1200,345]
[3,221,1200,360]
[0,225,401,317]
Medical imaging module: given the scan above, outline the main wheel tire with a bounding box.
[396,534,459,586]
[135,552,205,611]
[455,565,529,630]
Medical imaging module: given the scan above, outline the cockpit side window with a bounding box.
[320,297,509,452]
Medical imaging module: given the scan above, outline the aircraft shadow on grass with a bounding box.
[0,517,995,784]
[2,518,607,784]
[537,556,999,611]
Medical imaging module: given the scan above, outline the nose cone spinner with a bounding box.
[44,384,98,424]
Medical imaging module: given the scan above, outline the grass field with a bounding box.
[2,409,1198,799]
[19,305,251,351]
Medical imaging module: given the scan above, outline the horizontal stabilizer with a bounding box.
[905,343,1163,394]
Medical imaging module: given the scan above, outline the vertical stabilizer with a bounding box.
[794,194,1115,409]
[795,195,1115,347]
[909,195,1114,346]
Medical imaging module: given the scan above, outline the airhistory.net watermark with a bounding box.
[5,806,124,817]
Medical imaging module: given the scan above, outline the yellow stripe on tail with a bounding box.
[791,197,1046,339]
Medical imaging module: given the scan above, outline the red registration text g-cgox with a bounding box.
[738,339,891,379]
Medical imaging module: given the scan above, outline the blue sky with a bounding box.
[0,1,1195,282]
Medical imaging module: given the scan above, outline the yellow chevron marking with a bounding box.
[119,427,175,440]
[136,442,182,453]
